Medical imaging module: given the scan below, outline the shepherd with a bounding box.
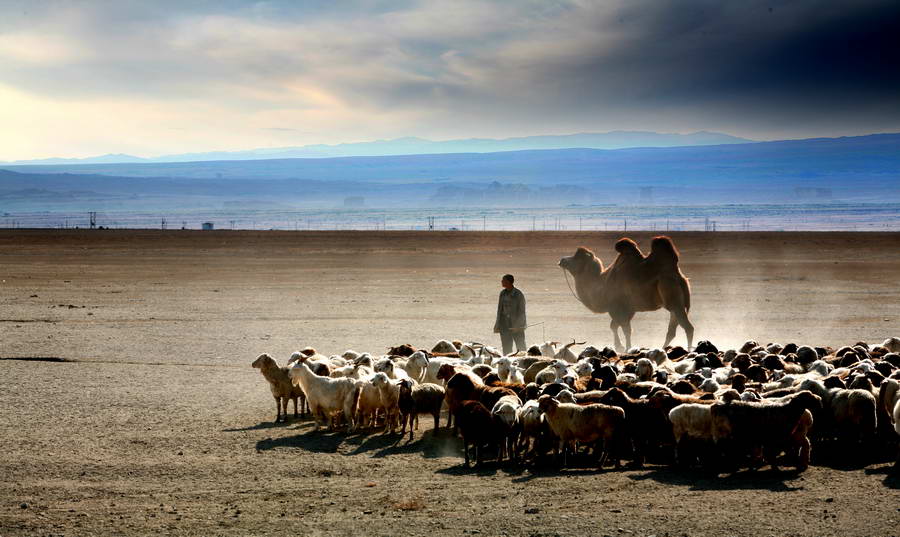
[558,236,693,352]
[493,273,527,355]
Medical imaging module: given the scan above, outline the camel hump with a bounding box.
[650,236,680,264]
[614,238,643,257]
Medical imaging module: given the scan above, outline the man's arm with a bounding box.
[512,289,527,331]
[493,291,503,333]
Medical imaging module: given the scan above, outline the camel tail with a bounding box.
[650,235,679,264]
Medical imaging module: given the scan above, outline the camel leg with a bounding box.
[664,312,679,347]
[673,308,694,349]
[620,315,634,351]
[609,318,623,352]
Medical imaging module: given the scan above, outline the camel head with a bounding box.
[558,246,602,275]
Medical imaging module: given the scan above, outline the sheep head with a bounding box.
[251,353,275,369]
[537,394,558,413]
[792,390,823,412]
[372,372,391,389]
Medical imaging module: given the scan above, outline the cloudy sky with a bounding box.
[1,0,898,160]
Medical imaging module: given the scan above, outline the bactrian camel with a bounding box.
[558,236,693,352]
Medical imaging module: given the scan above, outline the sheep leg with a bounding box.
[463,437,471,467]
[274,397,283,423]
[797,435,811,471]
[432,411,440,434]
[311,406,324,431]
[291,397,299,418]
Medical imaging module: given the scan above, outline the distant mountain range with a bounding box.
[2,131,751,165]
[2,133,898,209]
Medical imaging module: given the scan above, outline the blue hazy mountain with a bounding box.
[3,131,750,165]
[1,133,897,208]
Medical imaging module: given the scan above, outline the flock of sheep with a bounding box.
[252,336,900,472]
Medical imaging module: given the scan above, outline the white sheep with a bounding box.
[668,403,715,465]
[431,339,459,353]
[573,359,593,378]
[289,361,360,430]
[354,376,384,431]
[423,357,466,385]
[328,356,348,368]
[647,348,668,366]
[535,360,565,385]
[402,351,429,383]
[494,357,514,382]
[553,341,584,364]
[491,394,523,461]
[538,395,625,467]
[700,378,720,393]
[539,341,559,357]
[882,337,900,353]
[798,378,878,444]
[459,344,478,361]
[371,372,403,433]
[330,364,356,378]
[516,399,547,460]
[636,358,655,382]
[806,360,832,377]
[374,357,410,381]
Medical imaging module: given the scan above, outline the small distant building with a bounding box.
[344,196,365,207]
[202,222,214,230]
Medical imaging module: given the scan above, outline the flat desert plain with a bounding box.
[1,230,899,537]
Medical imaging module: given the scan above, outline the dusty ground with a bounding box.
[1,230,898,537]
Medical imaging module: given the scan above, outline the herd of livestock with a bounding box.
[252,337,900,472]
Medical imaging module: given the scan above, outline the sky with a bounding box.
[1,0,898,160]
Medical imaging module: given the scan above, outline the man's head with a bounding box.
[501,274,514,289]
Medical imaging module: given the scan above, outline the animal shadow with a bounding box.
[254,425,346,453]
[864,464,900,489]
[628,465,805,492]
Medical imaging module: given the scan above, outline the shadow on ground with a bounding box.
[864,464,900,489]
[628,466,806,492]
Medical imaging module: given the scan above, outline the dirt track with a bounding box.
[1,230,898,536]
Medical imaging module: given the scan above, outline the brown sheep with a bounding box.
[398,379,445,440]
[251,353,306,423]
[456,400,497,467]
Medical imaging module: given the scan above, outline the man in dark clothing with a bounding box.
[494,273,526,354]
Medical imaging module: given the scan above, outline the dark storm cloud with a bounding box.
[1,0,898,140]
